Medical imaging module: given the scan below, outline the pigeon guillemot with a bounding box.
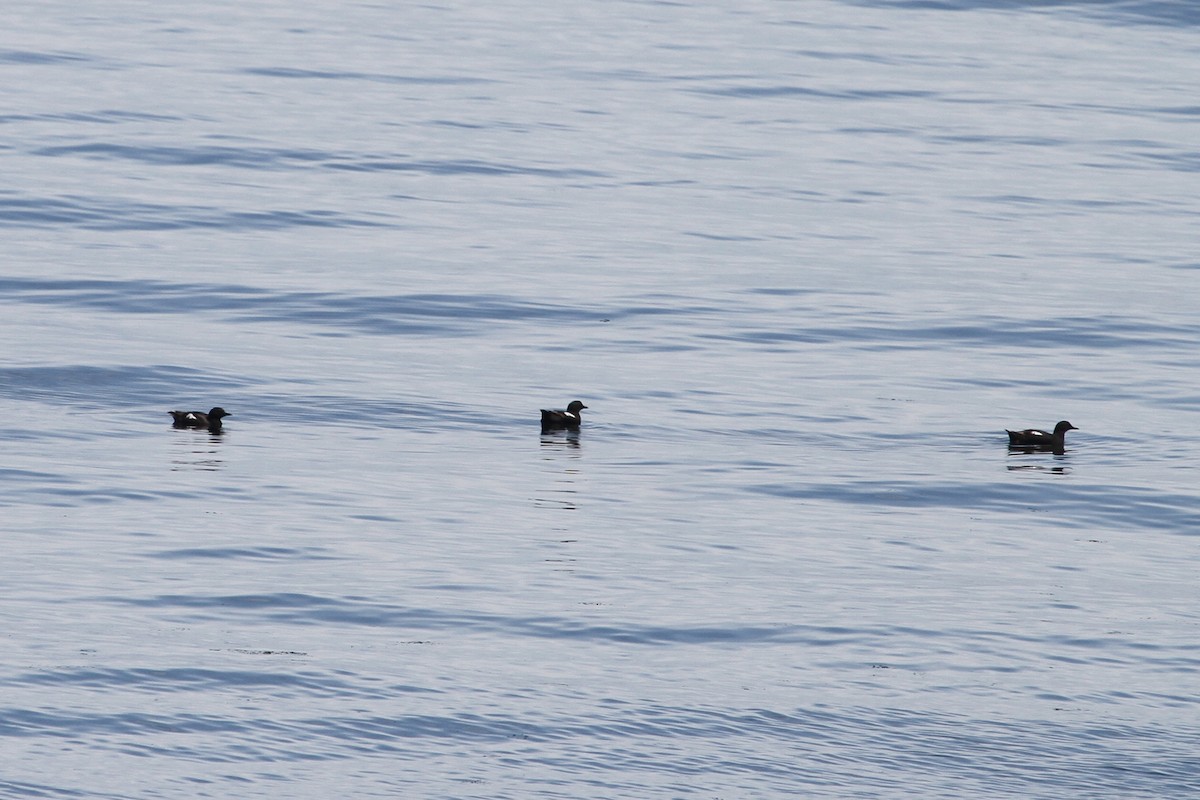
[170,407,230,431]
[541,400,587,432]
[1006,420,1076,451]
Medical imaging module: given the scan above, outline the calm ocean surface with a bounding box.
[2,1,1199,797]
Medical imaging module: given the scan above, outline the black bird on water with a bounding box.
[1006,420,1076,452]
[170,407,230,431]
[541,400,587,432]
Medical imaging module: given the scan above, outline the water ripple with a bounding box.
[28,142,602,179]
[751,480,1200,535]
[0,49,93,65]
[844,0,1200,28]
[241,66,493,85]
[31,143,333,169]
[106,592,822,644]
[0,701,1196,797]
[0,110,179,125]
[323,157,603,178]
[0,193,388,230]
[695,85,937,101]
[3,667,432,699]
[710,314,1200,351]
[0,364,249,407]
[95,594,1200,666]
[0,277,688,335]
[0,778,109,799]
[147,546,338,562]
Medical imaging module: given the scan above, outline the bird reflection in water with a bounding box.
[1006,463,1070,474]
[540,430,582,451]
[1007,443,1069,459]
[536,430,581,510]
[170,428,226,472]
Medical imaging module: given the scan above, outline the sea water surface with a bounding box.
[2,1,1199,798]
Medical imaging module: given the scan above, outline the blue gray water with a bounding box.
[2,1,1199,798]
